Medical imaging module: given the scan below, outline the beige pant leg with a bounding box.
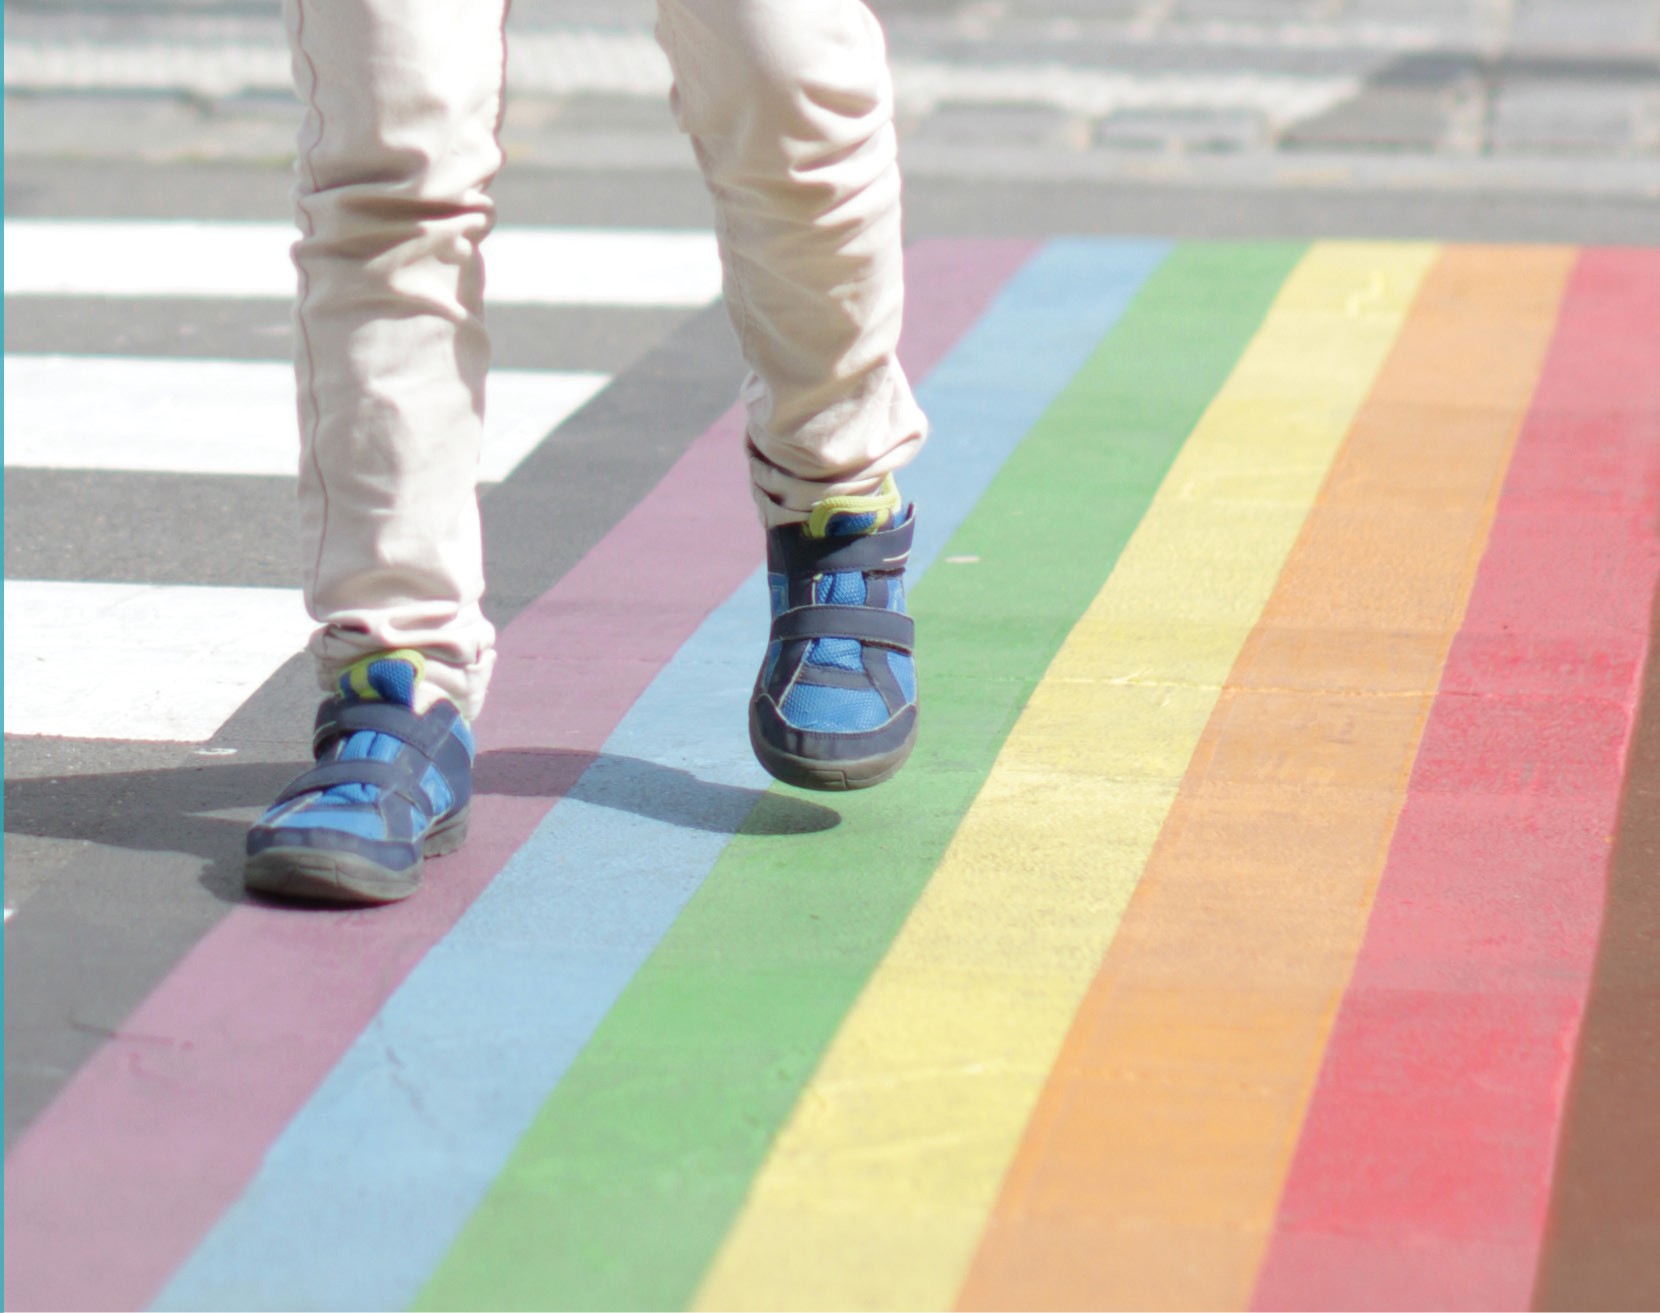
[285,0,506,718]
[655,0,929,526]
[287,0,922,720]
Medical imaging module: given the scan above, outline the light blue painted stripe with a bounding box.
[152,238,1171,1313]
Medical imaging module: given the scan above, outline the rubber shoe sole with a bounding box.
[243,805,470,905]
[749,708,916,792]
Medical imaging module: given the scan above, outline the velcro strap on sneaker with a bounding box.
[769,513,914,579]
[770,604,915,654]
[273,757,428,809]
[313,699,459,759]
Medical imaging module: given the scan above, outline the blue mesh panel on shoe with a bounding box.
[808,569,868,673]
[421,762,454,816]
[781,681,891,732]
[816,569,867,608]
[883,579,915,703]
[366,658,419,706]
[825,510,879,535]
[810,637,864,672]
[315,730,409,806]
[763,574,790,687]
[268,809,390,840]
[775,506,905,733]
[888,651,917,704]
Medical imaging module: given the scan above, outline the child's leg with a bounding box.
[287,0,507,720]
[658,0,927,788]
[655,0,927,526]
[245,0,505,902]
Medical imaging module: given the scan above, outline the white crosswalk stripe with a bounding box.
[4,580,314,741]
[5,356,610,483]
[4,220,724,306]
[4,219,714,742]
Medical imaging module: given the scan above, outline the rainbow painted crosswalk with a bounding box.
[6,238,1658,1311]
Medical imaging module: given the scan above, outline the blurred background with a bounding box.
[5,0,1658,240]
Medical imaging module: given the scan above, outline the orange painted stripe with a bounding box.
[956,245,1579,1311]
[1258,248,1660,1310]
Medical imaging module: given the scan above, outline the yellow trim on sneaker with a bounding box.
[805,473,901,539]
[339,649,428,702]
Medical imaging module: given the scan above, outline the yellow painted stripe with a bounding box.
[691,241,1438,1312]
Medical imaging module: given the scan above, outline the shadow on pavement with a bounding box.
[4,748,840,902]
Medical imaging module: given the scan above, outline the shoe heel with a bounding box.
[423,804,471,858]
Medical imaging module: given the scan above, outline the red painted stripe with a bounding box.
[1252,247,1660,1311]
[0,239,1039,1313]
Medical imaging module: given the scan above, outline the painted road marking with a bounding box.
[960,245,1576,1311]
[3,221,722,307]
[693,241,1434,1311]
[3,356,609,483]
[2,580,311,742]
[151,238,1053,1313]
[417,242,1236,1312]
[2,405,755,1312]
[7,240,1657,1313]
[1257,248,1660,1310]
[0,237,1037,1313]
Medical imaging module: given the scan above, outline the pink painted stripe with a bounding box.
[1,238,1040,1313]
[1252,248,1660,1311]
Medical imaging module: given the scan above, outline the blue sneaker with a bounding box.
[244,650,474,904]
[750,475,918,791]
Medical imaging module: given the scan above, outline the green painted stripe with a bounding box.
[416,241,1307,1312]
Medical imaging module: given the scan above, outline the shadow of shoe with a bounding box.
[5,747,840,909]
[474,749,839,835]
